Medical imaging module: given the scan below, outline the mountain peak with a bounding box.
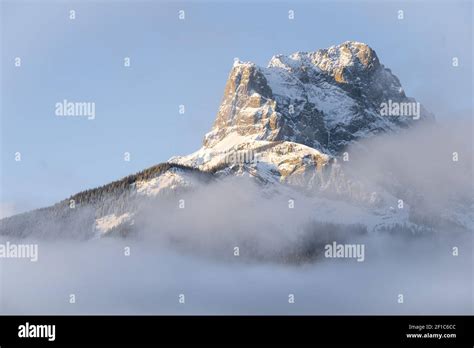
[267,41,380,84]
[204,42,431,154]
[313,41,380,78]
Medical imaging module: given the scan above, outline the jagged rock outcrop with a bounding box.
[204,41,432,154]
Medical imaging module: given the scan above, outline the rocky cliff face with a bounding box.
[204,41,431,154]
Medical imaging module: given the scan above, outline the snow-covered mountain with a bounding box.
[2,41,469,240]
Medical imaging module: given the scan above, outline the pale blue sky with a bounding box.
[1,0,472,215]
